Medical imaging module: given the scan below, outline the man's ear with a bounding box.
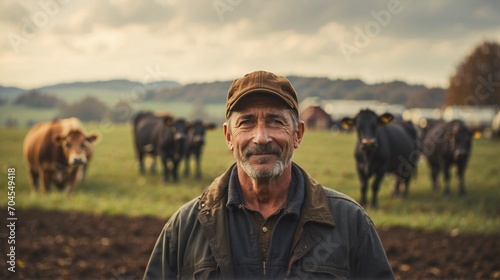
[223,122,233,151]
[294,121,305,149]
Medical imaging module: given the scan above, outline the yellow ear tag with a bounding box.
[341,119,354,129]
[165,118,174,126]
[473,130,482,139]
[379,115,392,124]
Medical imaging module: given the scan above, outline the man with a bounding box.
[143,70,394,279]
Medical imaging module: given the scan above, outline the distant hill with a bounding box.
[0,77,445,108]
[0,79,181,105]
[0,85,26,94]
[153,81,232,104]
[154,76,445,108]
[39,79,180,92]
[0,85,26,102]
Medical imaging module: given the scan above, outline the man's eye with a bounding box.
[269,119,284,125]
[239,119,253,126]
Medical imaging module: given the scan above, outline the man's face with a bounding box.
[224,94,304,180]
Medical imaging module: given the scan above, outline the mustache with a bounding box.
[244,144,282,157]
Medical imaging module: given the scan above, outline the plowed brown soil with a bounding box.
[1,209,499,279]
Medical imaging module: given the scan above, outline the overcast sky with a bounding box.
[1,0,499,89]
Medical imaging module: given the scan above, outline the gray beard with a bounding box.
[240,158,287,179]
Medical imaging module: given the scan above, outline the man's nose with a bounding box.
[254,122,271,144]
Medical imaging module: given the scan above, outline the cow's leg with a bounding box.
[457,162,467,196]
[66,166,84,194]
[430,165,440,192]
[55,181,65,190]
[160,154,169,183]
[28,169,39,192]
[40,169,51,193]
[195,152,202,179]
[371,173,384,208]
[65,169,79,194]
[442,165,451,196]
[81,164,88,181]
[150,155,157,175]
[172,160,180,183]
[403,176,411,197]
[357,170,368,206]
[138,152,146,175]
[391,177,401,198]
[184,152,191,177]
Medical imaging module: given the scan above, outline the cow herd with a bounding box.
[132,111,216,183]
[22,113,216,194]
[341,110,419,208]
[22,109,478,208]
[341,109,479,208]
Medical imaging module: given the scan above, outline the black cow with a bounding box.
[132,112,189,183]
[341,109,420,208]
[421,119,476,196]
[183,120,217,179]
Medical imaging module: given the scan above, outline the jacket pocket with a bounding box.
[289,261,351,279]
[303,265,350,279]
[181,261,219,280]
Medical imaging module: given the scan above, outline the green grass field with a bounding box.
[1,124,499,234]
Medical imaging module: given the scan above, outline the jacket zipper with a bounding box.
[263,261,266,277]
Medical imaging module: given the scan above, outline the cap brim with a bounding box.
[227,88,295,117]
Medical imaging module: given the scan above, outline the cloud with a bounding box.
[0,0,499,88]
[0,1,31,26]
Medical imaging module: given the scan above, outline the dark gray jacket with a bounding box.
[143,163,394,279]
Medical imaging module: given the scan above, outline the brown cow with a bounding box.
[23,118,98,193]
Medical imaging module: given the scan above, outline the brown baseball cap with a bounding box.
[225,70,299,119]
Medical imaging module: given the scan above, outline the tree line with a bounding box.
[7,40,499,127]
[445,40,500,107]
[12,91,127,123]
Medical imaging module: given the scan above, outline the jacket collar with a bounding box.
[198,163,335,228]
[299,164,336,228]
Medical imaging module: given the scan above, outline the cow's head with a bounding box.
[54,130,98,166]
[172,118,189,143]
[161,117,189,160]
[160,115,175,143]
[446,120,477,160]
[341,110,394,151]
[189,120,217,146]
